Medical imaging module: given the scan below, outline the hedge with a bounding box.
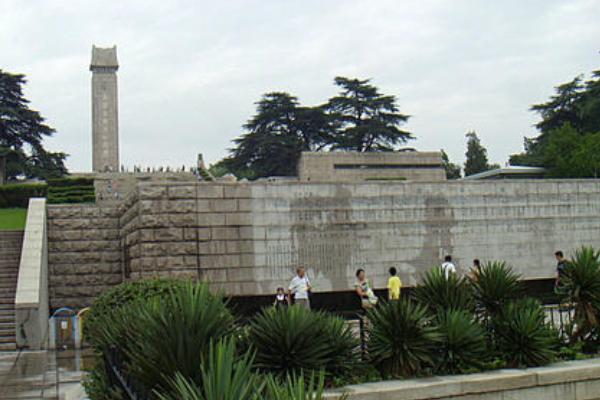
[47,177,95,187]
[0,184,48,208]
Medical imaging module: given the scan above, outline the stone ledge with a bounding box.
[324,358,600,400]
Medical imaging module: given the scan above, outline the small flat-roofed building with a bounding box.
[462,165,547,180]
[297,151,446,182]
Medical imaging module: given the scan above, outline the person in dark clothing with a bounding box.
[555,250,568,286]
[273,287,288,307]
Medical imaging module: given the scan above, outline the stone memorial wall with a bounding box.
[46,179,600,306]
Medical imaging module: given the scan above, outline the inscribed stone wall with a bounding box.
[47,204,122,308]
[114,180,600,297]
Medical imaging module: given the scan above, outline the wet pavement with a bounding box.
[0,349,92,399]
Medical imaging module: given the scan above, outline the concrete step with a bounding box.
[0,297,15,304]
[0,314,15,323]
[0,336,16,344]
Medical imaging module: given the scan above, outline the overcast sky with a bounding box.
[1,0,599,172]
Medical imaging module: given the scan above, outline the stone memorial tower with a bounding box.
[90,45,119,172]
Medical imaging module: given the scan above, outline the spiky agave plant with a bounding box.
[414,267,474,313]
[157,339,262,400]
[247,306,358,379]
[435,310,487,374]
[263,372,348,400]
[493,298,557,367]
[366,298,441,377]
[556,246,600,342]
[99,282,237,395]
[470,261,523,318]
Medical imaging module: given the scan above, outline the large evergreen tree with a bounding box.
[510,68,600,177]
[220,92,332,179]
[324,77,412,151]
[464,131,497,176]
[0,69,67,180]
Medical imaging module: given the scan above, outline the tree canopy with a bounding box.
[324,77,411,151]
[510,69,600,177]
[220,77,412,179]
[464,131,497,176]
[0,69,67,180]
[441,150,461,179]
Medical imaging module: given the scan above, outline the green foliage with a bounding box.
[85,279,188,348]
[441,150,461,179]
[324,77,411,151]
[0,183,47,207]
[464,131,496,176]
[157,339,262,400]
[0,70,67,179]
[263,372,342,400]
[493,298,557,367]
[366,299,440,377]
[220,77,412,179]
[0,208,27,230]
[510,68,600,174]
[414,267,474,313]
[470,261,524,317]
[96,282,236,395]
[47,177,95,204]
[435,310,487,374]
[221,93,332,179]
[247,305,358,379]
[556,247,600,342]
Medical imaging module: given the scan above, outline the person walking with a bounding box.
[288,266,312,309]
[387,267,402,300]
[273,287,288,308]
[355,269,378,309]
[468,259,482,281]
[441,255,457,279]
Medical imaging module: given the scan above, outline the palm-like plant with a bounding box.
[493,298,557,367]
[247,306,358,378]
[556,246,600,341]
[99,282,236,395]
[414,267,474,313]
[470,261,523,317]
[366,299,441,377]
[435,310,487,374]
[263,372,347,400]
[157,339,262,400]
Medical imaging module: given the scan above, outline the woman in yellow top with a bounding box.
[387,267,402,300]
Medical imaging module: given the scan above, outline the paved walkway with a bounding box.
[0,349,92,399]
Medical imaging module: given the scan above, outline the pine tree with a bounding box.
[464,132,493,176]
[0,69,67,179]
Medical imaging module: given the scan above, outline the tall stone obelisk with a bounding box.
[90,45,119,172]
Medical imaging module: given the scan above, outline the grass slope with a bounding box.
[0,208,27,230]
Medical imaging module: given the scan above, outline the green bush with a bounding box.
[414,267,474,313]
[0,183,47,207]
[493,298,557,367]
[556,247,600,343]
[470,261,523,317]
[366,299,440,377]
[434,310,487,374]
[247,306,358,379]
[96,282,236,395]
[47,177,94,187]
[85,279,188,348]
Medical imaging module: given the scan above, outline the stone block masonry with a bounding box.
[47,204,121,308]
[46,179,600,305]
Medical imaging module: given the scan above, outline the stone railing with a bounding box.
[15,198,49,349]
[325,358,600,400]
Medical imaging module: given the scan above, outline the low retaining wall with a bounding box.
[15,198,49,349]
[325,358,600,400]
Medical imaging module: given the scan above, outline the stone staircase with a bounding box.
[0,230,23,351]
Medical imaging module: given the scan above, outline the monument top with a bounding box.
[90,45,119,71]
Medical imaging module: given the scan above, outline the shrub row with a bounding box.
[0,183,47,208]
[85,247,600,399]
[0,178,96,207]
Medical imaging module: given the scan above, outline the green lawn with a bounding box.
[0,208,27,230]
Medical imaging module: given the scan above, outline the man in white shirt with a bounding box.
[288,266,312,309]
[441,255,457,280]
